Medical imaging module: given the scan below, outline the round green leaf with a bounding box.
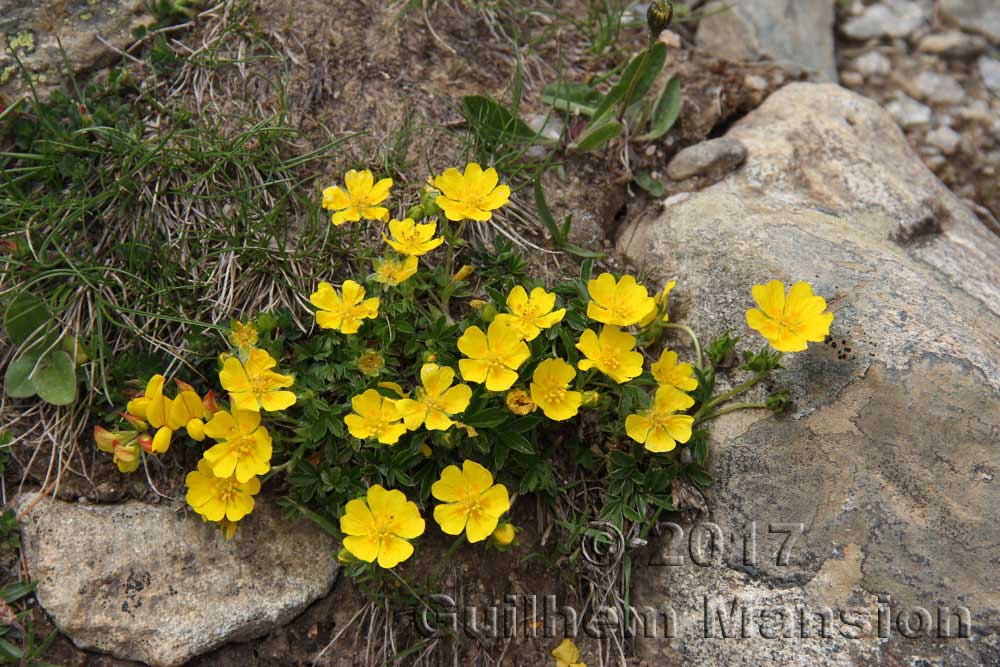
[4,292,54,348]
[3,350,39,399]
[32,350,77,406]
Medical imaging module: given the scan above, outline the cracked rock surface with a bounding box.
[622,83,1000,665]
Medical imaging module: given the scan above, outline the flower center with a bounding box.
[233,434,255,457]
[217,478,241,502]
[544,386,566,405]
[250,375,269,395]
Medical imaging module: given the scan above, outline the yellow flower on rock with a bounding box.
[746,280,834,353]
[432,162,511,222]
[505,389,536,415]
[576,327,644,384]
[219,348,296,412]
[395,363,472,431]
[432,460,511,543]
[552,638,586,667]
[341,485,425,569]
[310,280,380,334]
[650,349,698,392]
[228,320,258,350]
[586,273,656,326]
[322,169,393,225]
[457,320,531,391]
[494,286,566,341]
[529,358,583,421]
[639,280,677,327]
[185,458,261,522]
[344,388,407,445]
[202,409,273,483]
[625,386,695,453]
[384,218,444,256]
[372,254,418,286]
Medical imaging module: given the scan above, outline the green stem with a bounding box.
[695,402,769,426]
[662,323,702,370]
[693,372,767,421]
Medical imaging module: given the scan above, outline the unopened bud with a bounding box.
[647,0,673,38]
[406,204,425,221]
[452,265,474,283]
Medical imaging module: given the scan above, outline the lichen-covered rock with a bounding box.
[696,0,836,82]
[16,494,338,667]
[621,83,1000,665]
[0,0,154,99]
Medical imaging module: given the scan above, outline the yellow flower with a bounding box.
[586,273,656,326]
[372,254,418,286]
[126,374,175,454]
[310,280,380,334]
[746,280,834,353]
[167,380,205,440]
[650,349,698,392]
[377,381,408,398]
[395,363,472,431]
[219,348,296,412]
[576,327,644,384]
[341,485,425,569]
[432,162,511,222]
[494,286,566,341]
[357,350,385,376]
[625,385,695,453]
[420,442,433,457]
[185,458,261,522]
[505,389,536,415]
[113,441,141,473]
[529,358,583,421]
[432,460,511,543]
[322,169,393,225]
[457,320,530,391]
[452,264,474,283]
[384,218,444,256]
[228,320,258,350]
[344,388,407,445]
[202,409,273,483]
[552,638,586,667]
[492,522,516,546]
[639,280,677,327]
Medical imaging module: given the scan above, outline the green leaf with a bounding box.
[1,582,35,604]
[634,170,665,197]
[4,292,53,348]
[534,177,565,243]
[541,81,601,116]
[31,350,77,406]
[462,95,539,144]
[570,116,624,152]
[4,350,39,398]
[592,42,668,121]
[637,74,682,141]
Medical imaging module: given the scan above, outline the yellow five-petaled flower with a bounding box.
[384,218,444,256]
[650,349,698,392]
[202,409,273,483]
[576,326,644,384]
[457,320,530,392]
[432,460,511,543]
[219,348,296,413]
[395,363,472,431]
[494,286,566,341]
[344,388,407,445]
[341,485,425,569]
[586,273,656,327]
[432,162,511,222]
[372,254,418,286]
[625,385,695,453]
[529,358,582,421]
[322,169,393,225]
[185,458,261,523]
[310,280,380,334]
[745,280,834,353]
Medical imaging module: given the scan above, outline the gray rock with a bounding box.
[666,138,748,181]
[0,0,155,99]
[916,30,987,57]
[978,56,1000,97]
[16,494,338,666]
[905,70,966,105]
[841,0,926,40]
[852,50,891,77]
[623,82,1000,666]
[925,125,962,154]
[696,0,836,82]
[885,92,931,128]
[940,0,1000,44]
[839,70,864,87]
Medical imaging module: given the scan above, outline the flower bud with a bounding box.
[491,522,516,546]
[151,426,173,454]
[93,426,121,453]
[480,303,497,323]
[505,389,536,415]
[420,443,433,458]
[186,418,206,442]
[406,204,425,221]
[119,412,148,431]
[647,0,673,38]
[202,390,221,417]
[452,265,474,283]
[420,188,442,217]
[113,442,141,474]
[137,432,154,453]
